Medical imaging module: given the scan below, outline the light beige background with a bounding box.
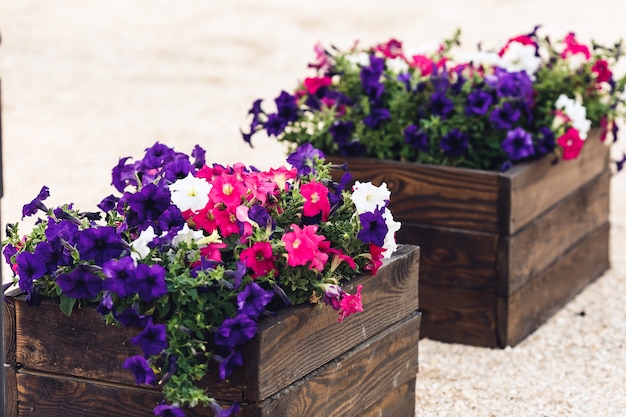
[1,1,625,415]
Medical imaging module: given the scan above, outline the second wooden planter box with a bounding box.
[329,129,610,348]
[3,245,420,417]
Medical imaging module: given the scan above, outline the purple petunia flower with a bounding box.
[535,126,556,156]
[218,348,244,380]
[153,403,186,417]
[274,91,299,123]
[98,194,120,212]
[430,92,455,119]
[56,265,103,299]
[21,186,50,218]
[131,319,168,357]
[111,157,138,193]
[263,113,289,137]
[142,142,176,170]
[114,306,149,327]
[76,226,126,266]
[16,251,47,293]
[102,256,137,297]
[328,120,355,143]
[162,155,193,183]
[357,207,389,247]
[128,263,168,302]
[123,355,156,386]
[363,108,391,129]
[286,143,325,176]
[404,125,429,151]
[210,401,240,417]
[33,241,60,275]
[191,144,206,169]
[237,282,274,319]
[465,90,493,116]
[127,183,172,224]
[214,314,258,348]
[502,127,535,161]
[361,55,385,101]
[337,140,368,157]
[440,128,469,157]
[616,153,626,172]
[489,101,521,130]
[223,261,247,289]
[248,204,275,231]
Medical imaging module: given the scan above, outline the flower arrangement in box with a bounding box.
[1,143,399,416]
[241,26,626,172]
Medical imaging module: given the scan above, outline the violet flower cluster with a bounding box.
[2,142,399,416]
[242,26,626,172]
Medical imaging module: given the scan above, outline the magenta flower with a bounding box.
[282,224,328,271]
[301,181,331,221]
[338,284,364,323]
[240,241,277,279]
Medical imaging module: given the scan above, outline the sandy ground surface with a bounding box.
[1,1,626,416]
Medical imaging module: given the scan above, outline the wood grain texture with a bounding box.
[5,364,17,417]
[419,283,498,347]
[245,244,419,401]
[11,313,420,417]
[250,312,420,417]
[327,156,500,232]
[4,295,16,366]
[500,170,610,296]
[502,129,608,234]
[361,377,416,417]
[8,245,419,403]
[397,223,497,291]
[501,222,610,346]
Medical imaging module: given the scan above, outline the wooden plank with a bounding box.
[419,283,498,347]
[502,222,610,346]
[246,244,419,401]
[15,299,143,386]
[250,311,420,417]
[5,364,17,417]
[361,377,416,417]
[327,156,500,232]
[10,245,419,402]
[502,129,609,234]
[397,223,497,292]
[500,170,610,296]
[4,295,16,366]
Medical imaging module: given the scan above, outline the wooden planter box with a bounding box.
[328,129,610,348]
[3,245,420,417]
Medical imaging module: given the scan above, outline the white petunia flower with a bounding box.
[345,51,371,68]
[499,42,541,78]
[554,94,592,139]
[130,226,157,261]
[386,57,410,73]
[351,181,391,214]
[172,223,206,248]
[169,173,212,212]
[382,208,401,258]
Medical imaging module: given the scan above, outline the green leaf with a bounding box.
[59,295,77,316]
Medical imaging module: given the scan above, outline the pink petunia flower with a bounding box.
[592,59,613,83]
[300,181,331,221]
[282,224,328,271]
[303,76,332,95]
[209,173,247,208]
[557,128,585,160]
[338,284,363,323]
[240,241,277,279]
[560,32,591,60]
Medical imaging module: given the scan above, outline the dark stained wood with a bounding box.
[419,283,498,347]
[500,170,610,296]
[501,222,610,346]
[5,364,17,417]
[8,246,420,409]
[4,295,16,366]
[247,312,420,417]
[501,129,609,234]
[242,244,419,401]
[332,129,611,347]
[397,223,498,291]
[10,313,420,417]
[327,156,501,233]
[361,377,416,417]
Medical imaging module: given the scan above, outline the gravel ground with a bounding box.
[1,2,625,416]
